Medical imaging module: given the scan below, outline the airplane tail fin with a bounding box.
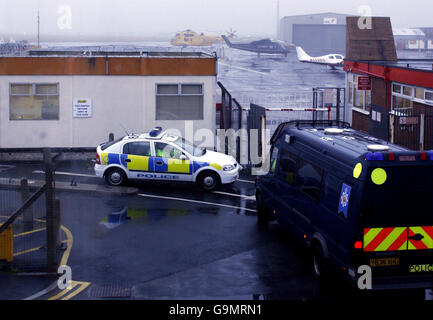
[296,46,310,61]
[221,35,232,47]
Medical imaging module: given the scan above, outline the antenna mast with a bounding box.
[37,9,40,47]
[276,0,280,39]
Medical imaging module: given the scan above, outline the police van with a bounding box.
[94,127,240,190]
[255,120,433,290]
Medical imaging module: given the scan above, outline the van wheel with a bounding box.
[312,244,328,280]
[256,192,274,225]
[197,171,220,191]
[105,168,127,186]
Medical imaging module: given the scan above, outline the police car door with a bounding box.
[121,141,153,179]
[153,142,193,181]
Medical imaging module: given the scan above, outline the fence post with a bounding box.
[20,178,33,231]
[420,114,425,151]
[336,88,341,122]
[43,148,57,272]
[53,199,61,248]
[389,113,395,144]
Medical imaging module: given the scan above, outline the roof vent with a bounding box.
[367,144,389,151]
[324,128,343,135]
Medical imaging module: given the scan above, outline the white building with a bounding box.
[393,28,426,50]
[0,50,217,148]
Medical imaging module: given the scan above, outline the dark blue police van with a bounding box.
[255,120,433,290]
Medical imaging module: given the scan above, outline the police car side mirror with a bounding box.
[180,154,187,161]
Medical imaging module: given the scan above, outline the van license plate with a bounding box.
[370,258,400,267]
[409,264,433,273]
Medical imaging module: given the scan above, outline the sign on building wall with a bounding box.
[323,17,337,25]
[358,76,371,90]
[73,98,92,118]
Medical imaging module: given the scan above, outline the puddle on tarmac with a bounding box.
[100,206,190,229]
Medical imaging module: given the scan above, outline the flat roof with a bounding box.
[0,56,217,76]
[393,28,425,37]
[359,59,433,72]
[25,45,215,58]
[281,12,353,18]
[344,59,433,89]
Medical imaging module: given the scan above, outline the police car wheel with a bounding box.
[198,171,220,191]
[105,168,127,186]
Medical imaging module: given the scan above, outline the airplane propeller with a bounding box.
[226,28,237,39]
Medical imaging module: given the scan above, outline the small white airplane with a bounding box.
[296,47,344,69]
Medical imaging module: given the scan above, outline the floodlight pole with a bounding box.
[37,9,40,48]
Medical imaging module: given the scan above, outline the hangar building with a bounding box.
[279,12,352,52]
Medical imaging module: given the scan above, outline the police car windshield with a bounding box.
[361,166,433,226]
[173,137,205,157]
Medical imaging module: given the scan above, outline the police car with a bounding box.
[94,127,240,190]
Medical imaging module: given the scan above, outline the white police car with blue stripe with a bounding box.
[94,127,241,191]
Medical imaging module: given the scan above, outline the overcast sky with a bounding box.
[0,0,430,39]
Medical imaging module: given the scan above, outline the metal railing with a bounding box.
[0,149,61,273]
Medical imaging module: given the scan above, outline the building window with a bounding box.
[403,86,413,97]
[156,84,203,120]
[10,83,59,120]
[392,82,433,109]
[392,84,402,94]
[348,73,371,111]
[415,87,425,99]
[392,96,413,109]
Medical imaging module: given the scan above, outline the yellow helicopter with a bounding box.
[171,29,223,46]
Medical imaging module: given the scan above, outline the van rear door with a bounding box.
[359,165,433,283]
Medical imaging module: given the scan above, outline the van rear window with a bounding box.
[361,166,433,226]
[100,137,124,151]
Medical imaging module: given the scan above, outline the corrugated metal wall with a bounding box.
[292,24,346,51]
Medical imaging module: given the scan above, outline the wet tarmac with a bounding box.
[217,46,346,107]
[0,160,430,300]
[0,43,431,300]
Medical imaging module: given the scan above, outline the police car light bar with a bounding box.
[149,126,163,137]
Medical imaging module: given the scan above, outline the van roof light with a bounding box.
[367,144,389,152]
[366,152,383,161]
[324,128,343,135]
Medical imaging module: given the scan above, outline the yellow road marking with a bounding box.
[48,282,78,300]
[11,216,91,300]
[60,225,73,267]
[14,227,46,237]
[47,281,91,300]
[14,246,43,257]
[60,281,91,300]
